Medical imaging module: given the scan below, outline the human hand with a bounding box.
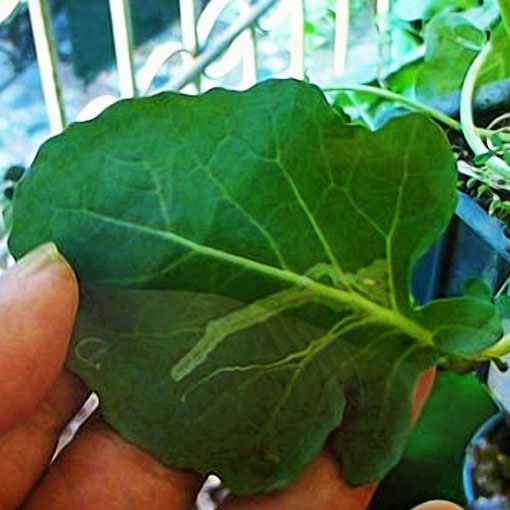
[0,243,463,510]
[0,243,201,509]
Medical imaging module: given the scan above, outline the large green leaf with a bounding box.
[7,79,503,493]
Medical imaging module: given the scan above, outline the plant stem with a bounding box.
[325,86,510,141]
[323,85,462,131]
[460,41,510,181]
[479,333,510,360]
[478,128,510,142]
[80,209,435,349]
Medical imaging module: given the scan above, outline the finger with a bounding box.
[222,369,437,510]
[411,501,464,510]
[24,416,203,510]
[0,370,87,509]
[411,368,436,423]
[0,243,79,431]
[221,451,377,510]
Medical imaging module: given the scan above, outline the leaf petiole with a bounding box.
[323,85,461,131]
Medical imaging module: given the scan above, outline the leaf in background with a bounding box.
[333,59,423,130]
[414,2,502,98]
[393,0,481,22]
[7,79,502,491]
[496,294,510,319]
[417,297,502,354]
[334,1,503,129]
[476,20,510,86]
[414,10,488,100]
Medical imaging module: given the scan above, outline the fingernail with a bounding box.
[15,242,72,279]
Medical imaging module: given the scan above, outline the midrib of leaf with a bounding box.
[63,208,434,347]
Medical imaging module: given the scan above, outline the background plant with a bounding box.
[329,0,510,222]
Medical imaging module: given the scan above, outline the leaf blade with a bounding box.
[7,79,500,493]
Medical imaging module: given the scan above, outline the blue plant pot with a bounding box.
[462,412,510,506]
[412,191,510,305]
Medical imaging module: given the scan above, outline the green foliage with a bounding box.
[393,0,481,22]
[334,0,508,129]
[415,9,488,100]
[415,2,508,99]
[370,371,496,509]
[477,20,510,86]
[303,0,336,48]
[7,80,503,493]
[497,0,510,44]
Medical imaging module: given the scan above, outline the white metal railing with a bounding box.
[0,0,394,142]
[0,0,366,130]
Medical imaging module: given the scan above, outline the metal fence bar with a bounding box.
[179,0,201,91]
[288,0,304,79]
[1,0,388,139]
[27,0,65,134]
[376,0,392,78]
[240,22,257,87]
[196,0,257,88]
[180,0,199,55]
[334,0,349,76]
[168,0,276,91]
[108,0,137,98]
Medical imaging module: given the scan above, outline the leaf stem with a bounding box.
[323,85,462,131]
[478,332,510,359]
[78,209,435,349]
[478,128,510,141]
[324,86,510,142]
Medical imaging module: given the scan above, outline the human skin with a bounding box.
[0,243,462,510]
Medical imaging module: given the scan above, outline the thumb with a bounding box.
[0,243,78,431]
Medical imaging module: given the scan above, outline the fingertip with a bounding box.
[411,500,464,510]
[9,243,76,282]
